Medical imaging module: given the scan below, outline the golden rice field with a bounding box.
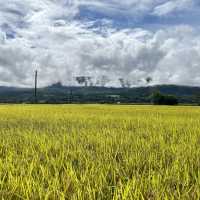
[0,105,200,199]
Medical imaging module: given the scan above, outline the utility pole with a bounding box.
[70,89,73,104]
[34,70,38,103]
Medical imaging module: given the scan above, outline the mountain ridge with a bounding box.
[0,84,199,104]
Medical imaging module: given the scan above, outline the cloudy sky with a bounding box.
[0,0,200,87]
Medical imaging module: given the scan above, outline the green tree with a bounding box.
[151,91,178,105]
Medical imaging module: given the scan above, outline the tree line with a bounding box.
[74,76,178,105]
[75,75,153,88]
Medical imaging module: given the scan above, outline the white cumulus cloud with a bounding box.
[0,0,199,87]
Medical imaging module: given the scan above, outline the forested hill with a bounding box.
[0,84,200,104]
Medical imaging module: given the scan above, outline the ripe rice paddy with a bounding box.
[0,105,199,199]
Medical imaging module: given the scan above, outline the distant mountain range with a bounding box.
[0,83,200,104]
